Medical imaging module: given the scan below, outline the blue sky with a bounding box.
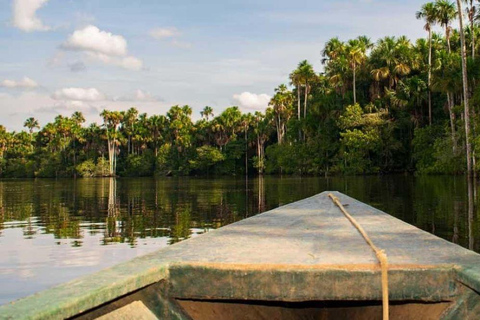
[0,0,432,130]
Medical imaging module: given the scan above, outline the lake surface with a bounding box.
[0,175,478,305]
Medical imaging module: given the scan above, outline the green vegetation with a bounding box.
[1,0,479,178]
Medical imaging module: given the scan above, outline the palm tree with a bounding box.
[322,38,348,99]
[23,117,39,143]
[346,37,371,104]
[122,107,138,155]
[71,112,85,126]
[432,49,462,151]
[435,0,457,53]
[289,68,302,122]
[269,84,293,145]
[417,2,438,125]
[24,117,39,134]
[211,107,242,151]
[240,113,254,175]
[101,110,124,176]
[464,0,476,58]
[297,60,316,119]
[200,106,214,121]
[147,115,167,157]
[321,37,345,64]
[70,112,85,172]
[167,105,194,153]
[252,110,273,174]
[370,37,414,95]
[456,0,472,176]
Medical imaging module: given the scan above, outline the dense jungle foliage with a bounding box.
[1,0,479,178]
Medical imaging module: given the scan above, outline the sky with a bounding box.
[0,0,433,131]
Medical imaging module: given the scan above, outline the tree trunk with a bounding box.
[303,82,308,142]
[472,22,476,59]
[297,86,301,120]
[297,85,301,141]
[447,93,457,152]
[446,26,451,53]
[353,63,357,105]
[304,83,308,119]
[108,139,114,176]
[470,2,475,59]
[276,115,281,144]
[428,28,432,125]
[245,127,248,176]
[457,0,473,177]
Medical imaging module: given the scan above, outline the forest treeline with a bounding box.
[0,0,479,178]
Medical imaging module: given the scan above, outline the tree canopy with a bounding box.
[1,0,479,178]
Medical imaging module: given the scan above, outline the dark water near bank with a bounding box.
[0,175,479,305]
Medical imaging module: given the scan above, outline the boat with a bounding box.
[1,191,479,319]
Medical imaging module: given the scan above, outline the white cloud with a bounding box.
[52,87,105,101]
[61,25,143,70]
[114,89,161,102]
[134,89,156,101]
[118,56,143,71]
[62,25,127,56]
[12,0,50,32]
[150,27,181,39]
[37,100,100,115]
[1,77,38,88]
[85,52,143,71]
[232,92,271,111]
[150,27,191,49]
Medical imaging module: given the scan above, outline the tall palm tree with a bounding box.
[147,115,167,157]
[200,106,214,121]
[417,2,438,125]
[435,0,457,53]
[289,68,303,141]
[297,60,316,119]
[252,110,273,174]
[289,68,302,122]
[456,0,472,176]
[122,107,138,154]
[322,38,348,99]
[432,49,462,151]
[240,113,254,175]
[167,105,194,153]
[23,117,39,143]
[321,37,345,64]
[346,37,371,104]
[464,0,476,58]
[269,84,293,145]
[101,110,124,176]
[370,37,414,94]
[23,117,39,134]
[71,112,85,126]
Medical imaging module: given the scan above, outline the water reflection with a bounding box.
[468,177,475,251]
[0,175,480,304]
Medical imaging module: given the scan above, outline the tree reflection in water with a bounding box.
[0,176,478,252]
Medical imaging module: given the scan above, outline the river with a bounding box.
[0,175,478,305]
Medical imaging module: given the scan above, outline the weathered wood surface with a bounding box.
[1,191,480,319]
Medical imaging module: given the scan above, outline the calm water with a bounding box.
[0,175,478,305]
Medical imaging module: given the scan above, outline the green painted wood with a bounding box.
[168,264,457,302]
